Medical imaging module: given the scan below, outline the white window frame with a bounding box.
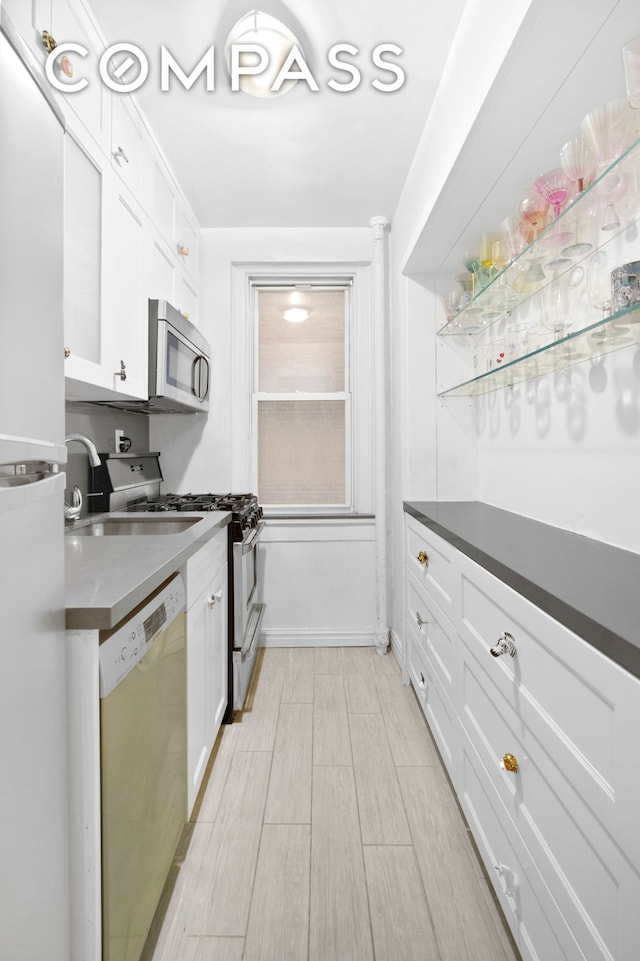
[230,262,374,517]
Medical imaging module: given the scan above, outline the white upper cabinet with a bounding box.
[176,273,199,326]
[7,0,201,401]
[63,124,106,390]
[2,0,47,61]
[49,0,110,149]
[144,232,177,307]
[176,199,200,283]
[109,95,144,197]
[142,147,177,244]
[101,169,147,399]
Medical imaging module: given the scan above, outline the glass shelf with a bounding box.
[437,134,640,340]
[438,303,640,397]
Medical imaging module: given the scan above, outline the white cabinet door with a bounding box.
[176,272,198,325]
[185,532,229,814]
[63,126,109,391]
[176,199,199,282]
[145,231,177,306]
[186,583,208,814]
[204,563,228,748]
[142,147,177,247]
[101,170,147,399]
[110,95,144,196]
[50,0,110,149]
[3,0,50,62]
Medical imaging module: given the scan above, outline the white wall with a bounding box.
[386,1,529,652]
[388,0,640,662]
[151,227,379,643]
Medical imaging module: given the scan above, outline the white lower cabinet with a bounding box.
[184,531,228,815]
[404,511,640,961]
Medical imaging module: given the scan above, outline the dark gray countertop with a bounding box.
[65,511,231,630]
[404,501,640,681]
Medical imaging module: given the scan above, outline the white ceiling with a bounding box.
[87,0,467,228]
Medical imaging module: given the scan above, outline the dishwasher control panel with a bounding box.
[99,573,186,697]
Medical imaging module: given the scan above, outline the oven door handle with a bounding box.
[240,602,266,662]
[240,520,265,554]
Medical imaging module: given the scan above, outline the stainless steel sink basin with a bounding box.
[69,517,202,536]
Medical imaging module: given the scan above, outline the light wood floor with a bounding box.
[150,646,521,961]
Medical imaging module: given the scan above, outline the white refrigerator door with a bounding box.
[0,16,70,961]
[0,473,69,961]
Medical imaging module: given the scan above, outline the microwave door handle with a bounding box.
[198,355,210,401]
[191,356,199,398]
[192,355,210,401]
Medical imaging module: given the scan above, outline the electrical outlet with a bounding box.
[115,429,124,452]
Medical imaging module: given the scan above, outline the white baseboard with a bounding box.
[260,628,376,648]
[390,628,406,680]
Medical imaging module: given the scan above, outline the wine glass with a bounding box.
[519,190,550,237]
[441,288,463,322]
[534,167,576,265]
[542,273,577,340]
[500,214,530,262]
[580,100,636,230]
[558,135,597,257]
[519,190,549,283]
[534,167,574,219]
[586,250,613,322]
[559,135,596,193]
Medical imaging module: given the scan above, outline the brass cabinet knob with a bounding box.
[64,346,71,358]
[41,30,57,52]
[177,242,190,257]
[416,550,429,565]
[501,753,519,774]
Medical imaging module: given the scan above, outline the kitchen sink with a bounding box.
[68,517,202,536]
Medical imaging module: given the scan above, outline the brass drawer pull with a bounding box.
[501,753,519,774]
[416,550,429,565]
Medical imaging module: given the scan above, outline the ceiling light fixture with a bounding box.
[224,9,303,98]
[283,306,310,323]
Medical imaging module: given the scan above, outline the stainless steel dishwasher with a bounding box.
[99,573,187,961]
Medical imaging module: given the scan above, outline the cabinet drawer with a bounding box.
[460,638,640,961]
[459,733,586,961]
[405,514,458,618]
[183,527,228,606]
[407,635,457,782]
[458,551,640,868]
[406,573,457,703]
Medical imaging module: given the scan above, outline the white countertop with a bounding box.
[65,511,231,630]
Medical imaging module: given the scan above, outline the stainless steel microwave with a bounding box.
[148,299,211,413]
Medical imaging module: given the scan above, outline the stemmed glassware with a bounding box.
[586,249,612,320]
[587,249,632,346]
[559,135,597,194]
[533,167,576,268]
[559,135,597,256]
[519,190,550,282]
[580,99,636,231]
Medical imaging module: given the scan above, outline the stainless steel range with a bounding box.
[90,453,266,718]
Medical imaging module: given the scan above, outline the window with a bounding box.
[252,283,352,510]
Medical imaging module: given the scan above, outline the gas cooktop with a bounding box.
[132,492,263,541]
